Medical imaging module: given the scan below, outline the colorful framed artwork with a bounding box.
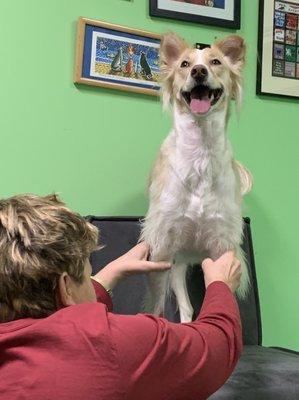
[257,0,299,99]
[74,18,161,96]
[149,0,241,29]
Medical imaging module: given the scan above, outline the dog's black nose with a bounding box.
[191,65,208,81]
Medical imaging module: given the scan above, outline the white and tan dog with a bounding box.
[141,33,252,322]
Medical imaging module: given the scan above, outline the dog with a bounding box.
[141,33,252,323]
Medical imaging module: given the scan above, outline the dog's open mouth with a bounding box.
[182,85,223,115]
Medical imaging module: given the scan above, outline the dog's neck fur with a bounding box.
[170,103,233,186]
[173,103,229,149]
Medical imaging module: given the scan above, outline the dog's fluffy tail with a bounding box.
[236,245,251,299]
[234,160,253,196]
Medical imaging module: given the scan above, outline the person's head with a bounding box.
[0,193,99,322]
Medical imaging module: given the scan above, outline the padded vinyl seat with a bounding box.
[209,346,299,400]
[87,216,299,399]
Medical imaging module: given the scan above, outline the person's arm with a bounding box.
[91,278,113,312]
[109,280,242,400]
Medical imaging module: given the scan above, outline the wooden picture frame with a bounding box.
[257,0,299,99]
[149,0,241,29]
[74,17,161,96]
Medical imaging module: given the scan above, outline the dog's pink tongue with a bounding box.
[190,98,211,114]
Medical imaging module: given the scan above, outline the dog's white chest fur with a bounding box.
[145,107,242,263]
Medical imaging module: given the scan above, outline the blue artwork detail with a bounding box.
[213,0,225,9]
[82,25,160,91]
[274,11,285,28]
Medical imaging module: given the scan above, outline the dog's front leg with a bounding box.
[142,246,172,316]
[170,264,194,323]
[144,269,171,316]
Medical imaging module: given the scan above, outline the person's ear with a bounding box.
[57,272,76,307]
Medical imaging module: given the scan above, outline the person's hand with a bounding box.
[93,242,171,291]
[201,251,241,293]
[112,242,171,276]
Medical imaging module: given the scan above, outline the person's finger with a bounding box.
[202,258,213,270]
[233,256,241,265]
[233,259,241,270]
[129,242,149,258]
[135,242,149,252]
[138,242,150,260]
[222,250,235,262]
[141,261,172,271]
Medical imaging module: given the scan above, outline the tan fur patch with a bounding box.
[148,148,171,200]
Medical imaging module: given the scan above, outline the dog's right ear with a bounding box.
[160,33,188,71]
[213,35,246,112]
[159,33,188,109]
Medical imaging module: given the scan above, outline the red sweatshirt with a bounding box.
[0,281,242,400]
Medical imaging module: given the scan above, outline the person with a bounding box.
[0,194,243,400]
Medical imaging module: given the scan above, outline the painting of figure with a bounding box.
[90,29,160,88]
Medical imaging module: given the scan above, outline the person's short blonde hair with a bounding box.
[0,194,98,322]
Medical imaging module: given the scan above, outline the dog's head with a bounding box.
[159,33,246,116]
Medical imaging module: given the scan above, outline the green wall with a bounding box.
[0,0,298,350]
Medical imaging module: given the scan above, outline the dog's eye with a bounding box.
[211,59,221,65]
[180,60,190,68]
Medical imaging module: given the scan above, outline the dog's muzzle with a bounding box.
[182,84,223,115]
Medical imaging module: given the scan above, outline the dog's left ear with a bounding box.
[213,35,245,110]
[213,35,246,67]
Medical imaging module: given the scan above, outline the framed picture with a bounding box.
[74,18,161,96]
[257,0,299,99]
[149,0,241,29]
[195,42,211,50]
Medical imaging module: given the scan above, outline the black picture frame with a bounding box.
[256,0,299,100]
[149,0,241,29]
[195,42,211,50]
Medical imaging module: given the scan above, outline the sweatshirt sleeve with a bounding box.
[91,279,113,312]
[108,281,242,400]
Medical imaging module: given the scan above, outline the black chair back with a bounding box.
[88,216,262,346]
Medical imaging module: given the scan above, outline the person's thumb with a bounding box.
[202,258,213,271]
